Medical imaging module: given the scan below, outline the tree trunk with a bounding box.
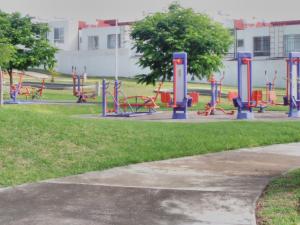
[8,69,13,86]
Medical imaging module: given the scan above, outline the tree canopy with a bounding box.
[131,3,233,84]
[0,11,57,84]
[0,41,15,69]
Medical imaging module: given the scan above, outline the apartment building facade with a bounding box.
[47,19,148,76]
[222,20,300,88]
[47,19,300,88]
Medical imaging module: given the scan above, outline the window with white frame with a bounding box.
[284,34,300,56]
[107,34,121,49]
[54,27,64,43]
[88,36,99,50]
[253,36,270,56]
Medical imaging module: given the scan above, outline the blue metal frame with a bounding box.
[102,79,107,117]
[172,52,188,119]
[235,52,254,120]
[211,80,218,109]
[114,80,119,114]
[288,52,300,117]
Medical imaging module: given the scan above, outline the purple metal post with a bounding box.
[114,80,119,114]
[172,52,188,119]
[102,80,107,117]
[236,52,254,120]
[288,52,300,117]
[210,79,217,115]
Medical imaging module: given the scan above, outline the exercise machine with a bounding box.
[197,73,234,116]
[72,66,96,103]
[102,79,162,117]
[171,52,190,119]
[286,52,300,117]
[233,52,255,120]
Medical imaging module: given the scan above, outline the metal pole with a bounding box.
[0,67,3,106]
[115,19,119,81]
[102,80,107,117]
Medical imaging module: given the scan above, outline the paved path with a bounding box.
[0,143,300,225]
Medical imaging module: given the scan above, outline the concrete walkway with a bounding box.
[0,144,300,225]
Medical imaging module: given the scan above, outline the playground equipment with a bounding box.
[233,52,255,120]
[286,52,300,117]
[233,51,300,119]
[250,70,278,112]
[265,70,278,104]
[161,91,198,107]
[171,52,190,119]
[31,78,46,100]
[102,52,190,119]
[9,71,24,103]
[8,71,47,103]
[102,79,162,117]
[72,66,97,103]
[197,73,234,116]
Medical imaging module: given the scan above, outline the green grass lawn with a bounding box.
[257,169,300,225]
[0,75,297,188]
[1,104,300,187]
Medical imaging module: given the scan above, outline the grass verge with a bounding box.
[256,169,300,225]
[1,104,300,187]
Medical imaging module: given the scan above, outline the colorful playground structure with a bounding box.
[197,73,234,116]
[8,71,47,103]
[233,51,300,119]
[171,52,191,119]
[72,66,97,103]
[286,52,300,117]
[102,79,162,117]
[102,52,191,119]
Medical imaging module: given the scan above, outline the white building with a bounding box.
[47,19,79,51]
[223,20,300,88]
[47,19,148,77]
[47,19,300,88]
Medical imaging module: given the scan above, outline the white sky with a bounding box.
[0,0,299,23]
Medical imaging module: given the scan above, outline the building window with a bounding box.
[54,27,64,43]
[88,36,99,50]
[253,36,270,56]
[284,34,300,56]
[237,39,244,48]
[107,34,121,49]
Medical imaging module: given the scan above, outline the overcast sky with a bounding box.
[0,0,299,23]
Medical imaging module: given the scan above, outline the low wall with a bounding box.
[55,51,288,89]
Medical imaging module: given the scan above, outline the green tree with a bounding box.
[131,3,233,84]
[0,41,15,68]
[0,11,57,85]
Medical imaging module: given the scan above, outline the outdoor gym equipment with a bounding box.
[234,51,300,119]
[9,71,24,103]
[171,52,190,119]
[72,66,96,103]
[250,70,278,113]
[197,73,234,116]
[265,70,277,104]
[102,79,162,117]
[31,78,46,100]
[7,71,47,103]
[286,52,300,118]
[233,52,255,120]
[233,52,273,118]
